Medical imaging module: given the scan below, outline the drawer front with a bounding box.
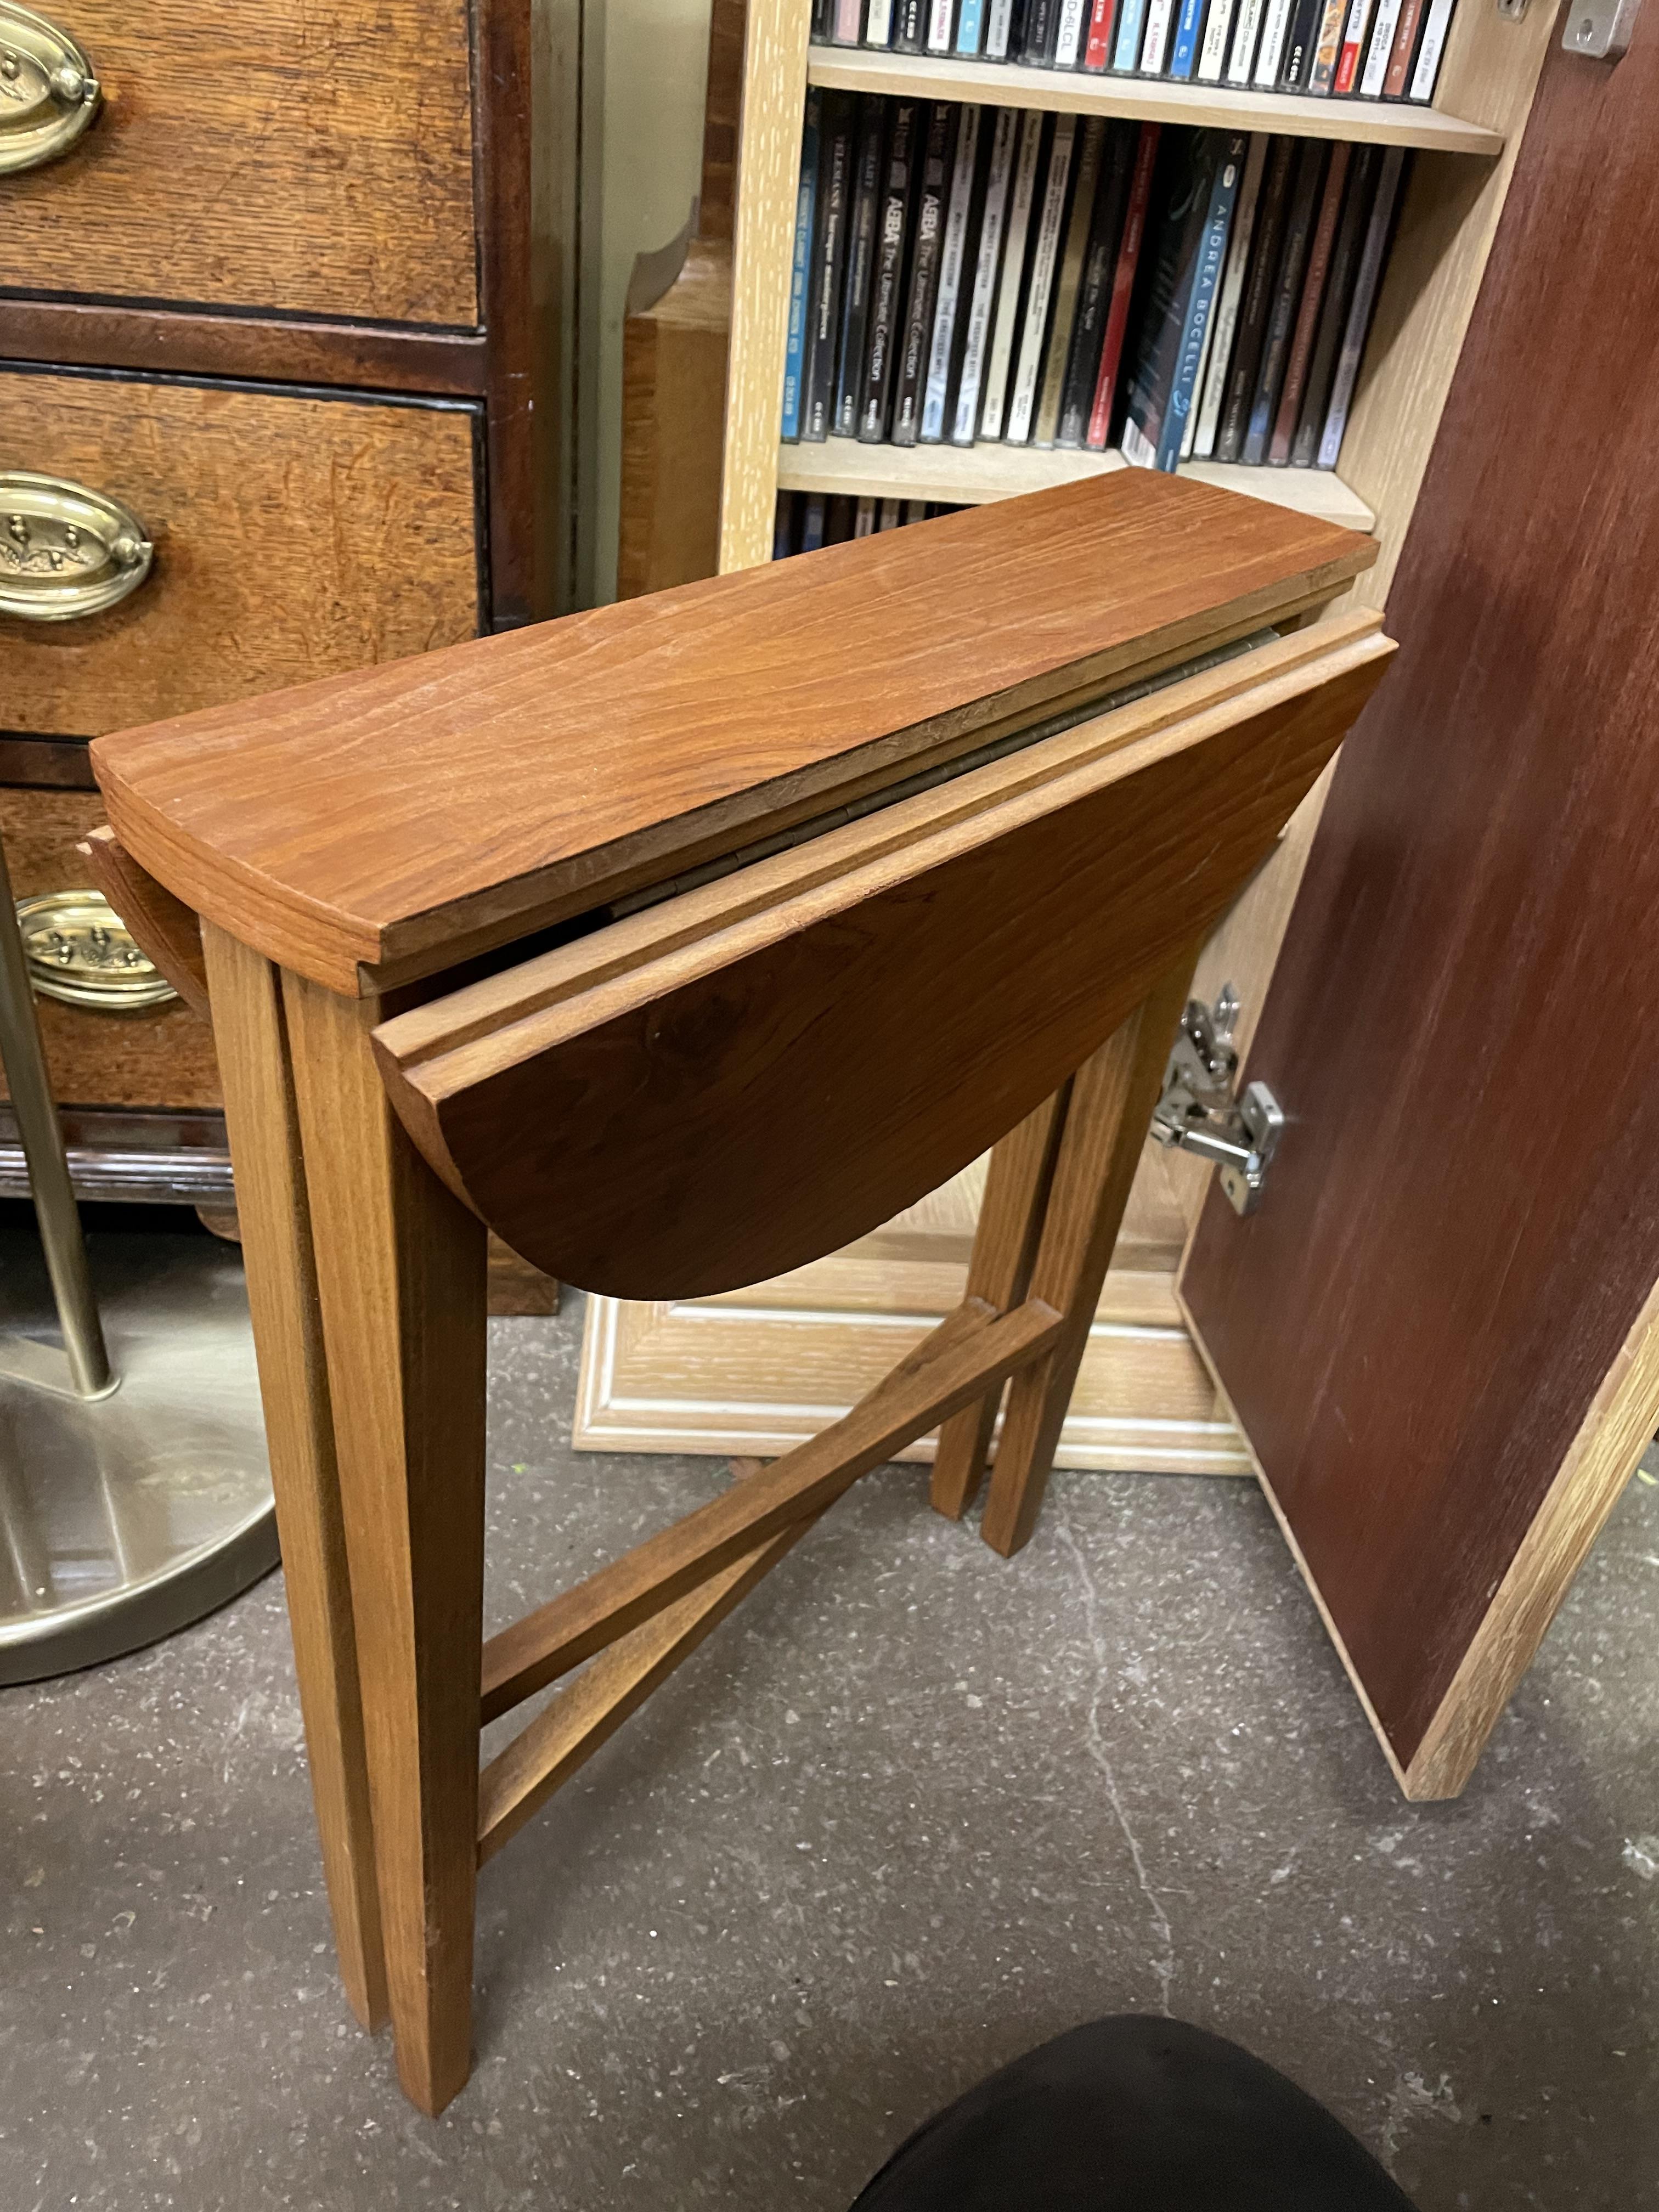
[0,789,219,1110]
[3,369,483,738]
[2,0,477,325]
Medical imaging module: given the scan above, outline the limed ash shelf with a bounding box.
[776,437,1378,532]
[804,47,1505,156]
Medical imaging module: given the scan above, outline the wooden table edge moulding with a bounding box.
[88,472,1390,2113]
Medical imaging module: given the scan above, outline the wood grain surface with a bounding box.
[929,1091,1069,1519]
[93,474,1375,994]
[774,436,1375,529]
[980,962,1198,1558]
[3,0,478,324]
[1198,12,1559,1101]
[481,1297,1061,1720]
[283,972,489,2117]
[717,0,810,571]
[79,825,208,1015]
[0,299,489,396]
[1181,30,1659,1792]
[0,789,218,1109]
[375,628,1390,1296]
[199,924,387,2032]
[8,370,481,739]
[801,48,1503,153]
[697,0,747,247]
[472,0,562,629]
[375,618,1374,1071]
[615,0,744,600]
[617,238,731,600]
[1342,3,1556,617]
[478,1506,815,1864]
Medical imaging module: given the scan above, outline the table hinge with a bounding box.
[1150,985,1285,1217]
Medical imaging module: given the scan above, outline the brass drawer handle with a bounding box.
[0,2,99,174]
[15,890,178,1011]
[0,472,153,622]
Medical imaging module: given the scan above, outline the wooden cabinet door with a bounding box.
[1182,26,1659,1802]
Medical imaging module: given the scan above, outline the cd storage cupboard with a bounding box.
[574,0,1562,1468]
[0,0,572,1220]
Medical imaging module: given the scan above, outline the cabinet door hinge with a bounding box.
[1561,0,1640,60]
[1150,986,1285,1217]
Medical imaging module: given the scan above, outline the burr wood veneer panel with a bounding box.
[2,0,478,325]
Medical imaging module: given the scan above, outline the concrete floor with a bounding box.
[3,1290,1656,2210]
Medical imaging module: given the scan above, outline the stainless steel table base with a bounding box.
[0,1226,276,1685]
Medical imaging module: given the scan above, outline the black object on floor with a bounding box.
[849,2017,1418,2211]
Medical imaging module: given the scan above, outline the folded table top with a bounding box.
[91,474,1376,997]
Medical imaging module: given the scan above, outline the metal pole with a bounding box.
[0,834,111,1398]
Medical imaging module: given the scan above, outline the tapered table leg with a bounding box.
[283,970,489,2117]
[930,1087,1071,1521]
[201,925,388,2032]
[980,960,1197,1560]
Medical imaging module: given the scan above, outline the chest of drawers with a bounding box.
[1,0,568,1201]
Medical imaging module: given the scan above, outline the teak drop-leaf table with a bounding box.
[86,473,1390,2113]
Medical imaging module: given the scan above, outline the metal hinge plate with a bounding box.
[1150,986,1285,1217]
[1562,0,1640,58]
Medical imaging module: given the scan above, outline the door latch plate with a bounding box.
[1150,986,1285,1217]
